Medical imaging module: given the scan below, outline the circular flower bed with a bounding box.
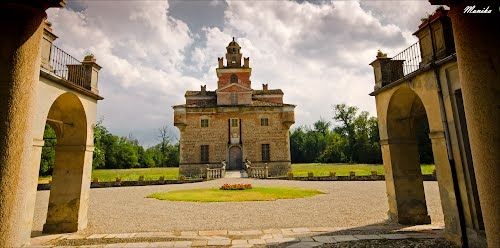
[147,186,324,202]
[220,183,252,190]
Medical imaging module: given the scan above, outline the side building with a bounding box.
[173,38,295,178]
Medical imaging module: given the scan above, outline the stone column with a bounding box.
[0,4,45,247]
[380,138,431,225]
[43,145,93,233]
[446,4,500,247]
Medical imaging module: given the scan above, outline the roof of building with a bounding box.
[185,91,216,97]
[174,99,294,108]
[253,89,284,95]
[185,89,284,97]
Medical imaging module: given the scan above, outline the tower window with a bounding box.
[261,118,269,126]
[201,119,209,127]
[230,74,238,83]
[262,144,270,161]
[200,145,209,163]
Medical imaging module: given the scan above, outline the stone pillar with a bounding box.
[43,145,93,233]
[445,4,500,247]
[0,2,63,246]
[429,131,462,245]
[369,51,404,90]
[380,139,431,224]
[83,55,102,94]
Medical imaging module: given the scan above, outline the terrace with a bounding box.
[39,22,102,98]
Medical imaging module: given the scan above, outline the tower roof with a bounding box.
[227,37,240,48]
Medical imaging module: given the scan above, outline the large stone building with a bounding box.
[174,38,295,177]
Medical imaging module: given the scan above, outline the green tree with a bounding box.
[39,124,56,176]
[332,104,358,163]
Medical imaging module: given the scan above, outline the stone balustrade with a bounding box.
[206,162,226,180]
[248,164,269,179]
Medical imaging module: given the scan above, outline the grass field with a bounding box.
[290,163,435,177]
[38,163,435,183]
[38,167,179,184]
[147,187,324,202]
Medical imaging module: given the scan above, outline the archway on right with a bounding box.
[383,87,432,225]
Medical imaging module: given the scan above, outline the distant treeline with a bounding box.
[39,103,434,176]
[39,122,179,176]
[290,104,434,165]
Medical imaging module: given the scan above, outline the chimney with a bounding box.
[218,57,224,68]
[262,84,268,91]
[244,57,249,68]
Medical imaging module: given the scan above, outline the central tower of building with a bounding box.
[173,38,295,177]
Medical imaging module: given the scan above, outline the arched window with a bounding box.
[230,74,238,84]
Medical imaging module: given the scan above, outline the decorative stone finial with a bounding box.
[83,54,96,63]
[232,37,235,42]
[376,50,387,59]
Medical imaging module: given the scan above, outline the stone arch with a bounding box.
[40,92,92,234]
[384,87,431,224]
[380,85,464,243]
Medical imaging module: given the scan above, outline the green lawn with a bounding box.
[38,163,436,183]
[290,163,435,177]
[147,187,324,202]
[39,167,179,183]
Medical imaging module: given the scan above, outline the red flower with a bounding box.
[220,183,253,190]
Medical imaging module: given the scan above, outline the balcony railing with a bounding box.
[391,41,422,78]
[47,44,92,90]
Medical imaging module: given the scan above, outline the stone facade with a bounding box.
[174,38,295,177]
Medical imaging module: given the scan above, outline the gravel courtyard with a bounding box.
[32,179,444,235]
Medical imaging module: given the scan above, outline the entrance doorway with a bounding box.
[228,146,243,170]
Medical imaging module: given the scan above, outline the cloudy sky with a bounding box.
[46,0,437,146]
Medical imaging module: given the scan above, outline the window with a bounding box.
[230,74,238,83]
[230,93,238,105]
[201,119,209,127]
[261,118,269,126]
[231,118,239,127]
[200,145,209,163]
[262,144,270,161]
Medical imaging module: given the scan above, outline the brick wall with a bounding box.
[176,106,294,177]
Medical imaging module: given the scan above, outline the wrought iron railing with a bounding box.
[391,41,422,78]
[47,44,91,90]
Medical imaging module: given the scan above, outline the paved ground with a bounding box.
[31,225,447,247]
[33,179,444,236]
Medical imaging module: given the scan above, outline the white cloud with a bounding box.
[192,0,430,128]
[46,0,435,145]
[47,1,200,145]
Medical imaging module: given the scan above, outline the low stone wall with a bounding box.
[37,178,204,191]
[268,172,437,181]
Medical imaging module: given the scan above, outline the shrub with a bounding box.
[220,183,252,190]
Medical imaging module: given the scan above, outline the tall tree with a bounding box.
[333,104,358,163]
